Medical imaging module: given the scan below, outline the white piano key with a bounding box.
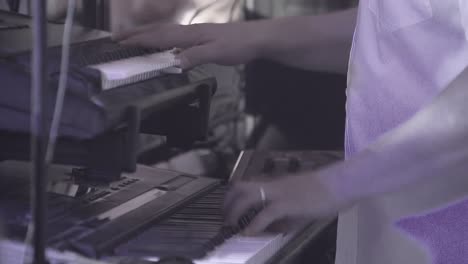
[89,50,182,90]
[194,233,294,264]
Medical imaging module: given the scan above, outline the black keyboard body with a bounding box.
[0,151,343,261]
[109,150,344,260]
[0,161,224,258]
[0,10,212,139]
[0,11,216,181]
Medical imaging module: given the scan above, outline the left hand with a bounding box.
[113,21,267,69]
[223,171,348,236]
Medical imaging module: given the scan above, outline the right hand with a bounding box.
[223,168,352,236]
[113,22,266,69]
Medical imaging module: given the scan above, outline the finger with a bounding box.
[118,23,206,50]
[224,193,258,226]
[118,34,156,48]
[118,29,203,52]
[112,23,164,41]
[119,34,179,50]
[223,182,250,213]
[243,204,284,236]
[177,44,221,69]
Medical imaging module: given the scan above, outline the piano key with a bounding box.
[69,192,216,257]
[89,49,181,90]
[177,208,222,215]
[153,228,219,236]
[161,220,222,229]
[193,234,291,264]
[70,38,162,67]
[139,233,296,264]
[141,230,218,241]
[170,214,223,222]
[119,247,206,259]
[113,152,340,263]
[113,185,269,261]
[132,235,211,244]
[184,203,222,209]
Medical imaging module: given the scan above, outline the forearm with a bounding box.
[253,8,357,74]
[323,68,468,204]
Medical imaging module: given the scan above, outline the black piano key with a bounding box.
[130,237,209,246]
[170,214,223,222]
[129,241,207,251]
[191,200,222,206]
[201,193,224,198]
[156,224,220,232]
[152,228,219,238]
[162,220,222,228]
[121,246,206,257]
[177,208,222,215]
[144,229,218,239]
[123,249,206,260]
[184,203,222,209]
[158,224,220,232]
[69,38,163,67]
[142,234,205,241]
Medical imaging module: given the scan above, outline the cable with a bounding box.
[45,0,76,164]
[29,0,48,262]
[23,1,76,263]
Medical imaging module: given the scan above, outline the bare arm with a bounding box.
[224,67,468,234]
[325,68,468,205]
[258,8,357,73]
[115,8,357,73]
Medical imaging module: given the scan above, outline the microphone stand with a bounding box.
[31,0,48,263]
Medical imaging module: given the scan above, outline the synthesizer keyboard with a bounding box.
[112,150,342,263]
[0,151,342,263]
[0,162,220,255]
[0,11,213,141]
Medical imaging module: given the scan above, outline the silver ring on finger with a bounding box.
[259,186,267,208]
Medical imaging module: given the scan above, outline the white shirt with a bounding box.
[339,0,468,263]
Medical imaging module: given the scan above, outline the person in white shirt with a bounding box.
[115,1,468,263]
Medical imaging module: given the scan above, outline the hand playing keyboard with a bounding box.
[223,171,348,236]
